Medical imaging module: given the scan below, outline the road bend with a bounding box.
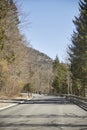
[0,94,87,130]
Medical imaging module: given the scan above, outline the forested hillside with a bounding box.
[0,0,71,98]
[0,0,31,97]
[0,0,54,97]
[26,48,53,94]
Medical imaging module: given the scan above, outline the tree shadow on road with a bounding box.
[0,113,87,130]
[22,97,71,104]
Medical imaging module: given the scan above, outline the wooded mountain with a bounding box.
[26,47,53,94]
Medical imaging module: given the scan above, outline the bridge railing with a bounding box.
[68,95,87,111]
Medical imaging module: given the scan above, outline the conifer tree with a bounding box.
[52,56,68,94]
[68,0,87,96]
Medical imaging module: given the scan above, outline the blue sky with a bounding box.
[17,0,79,62]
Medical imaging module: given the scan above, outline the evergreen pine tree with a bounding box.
[68,0,87,96]
[52,56,68,94]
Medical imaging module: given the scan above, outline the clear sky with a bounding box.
[17,0,79,62]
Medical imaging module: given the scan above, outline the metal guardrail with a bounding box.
[68,95,87,111]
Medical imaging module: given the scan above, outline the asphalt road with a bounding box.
[0,94,87,130]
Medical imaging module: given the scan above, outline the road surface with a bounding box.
[0,94,87,130]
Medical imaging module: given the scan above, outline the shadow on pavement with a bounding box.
[22,97,71,104]
[0,122,87,129]
[0,114,87,119]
